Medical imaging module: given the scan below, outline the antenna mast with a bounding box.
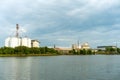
[16,24,19,37]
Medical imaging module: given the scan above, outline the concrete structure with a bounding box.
[21,37,31,47]
[5,37,21,48]
[81,42,90,49]
[72,44,81,50]
[54,47,72,54]
[5,24,40,48]
[31,40,40,47]
[97,46,116,51]
[72,44,77,49]
[5,37,32,48]
[5,37,11,47]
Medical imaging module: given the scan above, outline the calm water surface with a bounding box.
[0,55,120,80]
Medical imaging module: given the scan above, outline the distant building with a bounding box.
[31,40,40,47]
[72,44,77,49]
[54,47,72,54]
[81,42,90,49]
[5,37,32,48]
[72,44,81,50]
[97,46,116,51]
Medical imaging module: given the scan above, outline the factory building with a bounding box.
[72,42,90,50]
[5,24,39,48]
[72,44,78,49]
[81,42,90,49]
[31,40,40,47]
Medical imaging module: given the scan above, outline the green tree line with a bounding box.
[0,46,59,56]
[69,49,94,55]
[69,47,120,55]
[97,47,120,55]
[1,46,120,56]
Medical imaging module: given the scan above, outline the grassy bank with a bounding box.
[0,54,59,57]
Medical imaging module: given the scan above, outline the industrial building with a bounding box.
[81,42,90,49]
[31,40,40,47]
[97,46,116,51]
[5,24,40,48]
[72,42,90,50]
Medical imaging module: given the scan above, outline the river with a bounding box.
[0,55,120,80]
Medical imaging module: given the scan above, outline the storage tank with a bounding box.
[5,37,11,47]
[21,37,31,47]
[28,38,31,47]
[4,24,33,48]
[10,37,21,48]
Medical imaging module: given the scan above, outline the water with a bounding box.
[0,55,120,80]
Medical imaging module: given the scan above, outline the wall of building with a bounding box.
[5,37,32,48]
[21,37,31,47]
[31,40,40,47]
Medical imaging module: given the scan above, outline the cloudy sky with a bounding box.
[1,0,120,48]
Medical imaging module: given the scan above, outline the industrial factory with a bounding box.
[5,24,40,48]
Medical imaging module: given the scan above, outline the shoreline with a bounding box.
[0,54,119,57]
[0,54,59,57]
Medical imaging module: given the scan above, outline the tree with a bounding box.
[14,46,30,55]
[30,47,41,54]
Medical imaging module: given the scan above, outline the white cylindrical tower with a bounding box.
[9,37,21,48]
[28,38,31,47]
[5,37,11,47]
[21,37,31,47]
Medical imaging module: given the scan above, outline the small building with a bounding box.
[31,40,40,47]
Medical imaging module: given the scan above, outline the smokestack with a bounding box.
[16,24,19,37]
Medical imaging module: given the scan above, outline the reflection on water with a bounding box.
[0,55,120,80]
[0,57,32,80]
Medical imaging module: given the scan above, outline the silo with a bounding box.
[21,37,31,47]
[5,37,11,47]
[10,37,21,48]
[28,38,31,47]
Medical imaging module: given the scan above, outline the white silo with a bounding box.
[21,37,31,47]
[9,37,21,48]
[5,24,34,48]
[28,38,31,47]
[5,37,11,47]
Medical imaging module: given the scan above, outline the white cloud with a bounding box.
[0,0,120,48]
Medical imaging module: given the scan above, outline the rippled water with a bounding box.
[0,55,120,80]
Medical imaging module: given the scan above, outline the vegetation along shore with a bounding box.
[0,46,120,57]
